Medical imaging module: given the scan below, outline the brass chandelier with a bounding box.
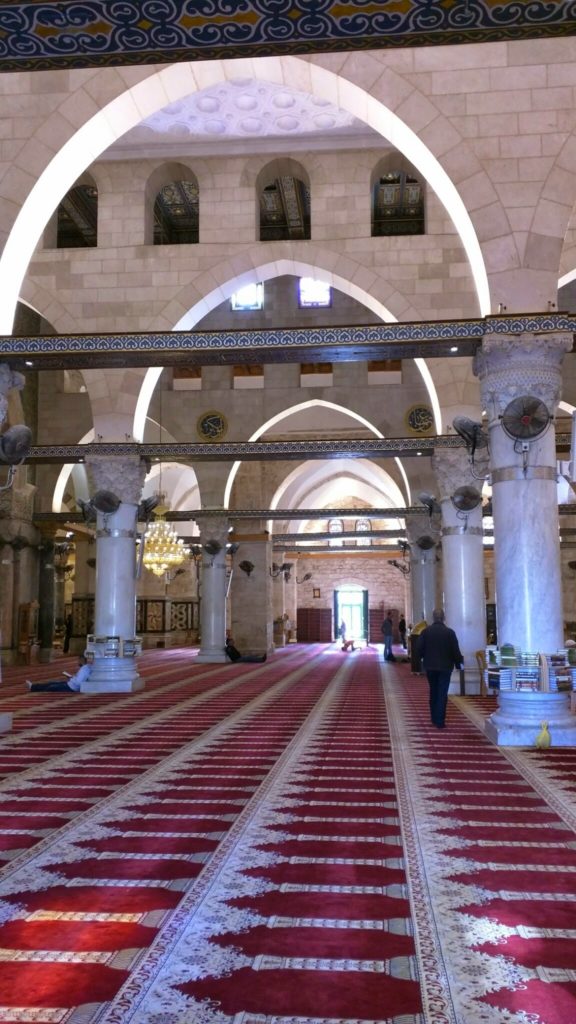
[143,502,189,577]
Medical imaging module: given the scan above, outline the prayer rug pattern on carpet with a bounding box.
[0,646,573,1022]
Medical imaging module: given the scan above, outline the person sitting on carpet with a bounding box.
[224,638,267,663]
[27,655,91,693]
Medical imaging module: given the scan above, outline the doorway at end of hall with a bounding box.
[334,586,368,643]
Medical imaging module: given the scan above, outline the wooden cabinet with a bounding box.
[297,607,332,642]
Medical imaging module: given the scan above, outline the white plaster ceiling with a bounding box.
[108,78,378,159]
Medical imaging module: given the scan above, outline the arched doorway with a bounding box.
[334,585,368,644]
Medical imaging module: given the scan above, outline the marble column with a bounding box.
[195,513,230,663]
[474,332,571,653]
[37,534,55,663]
[433,449,487,684]
[83,455,148,693]
[71,535,96,654]
[406,516,438,625]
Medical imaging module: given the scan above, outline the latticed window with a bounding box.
[299,278,331,308]
[372,172,424,236]
[231,283,264,310]
[328,518,344,548]
[154,180,199,244]
[260,176,310,241]
[355,518,371,547]
[57,185,98,248]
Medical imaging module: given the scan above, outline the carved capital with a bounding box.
[474,332,572,424]
[0,481,36,522]
[433,448,480,501]
[194,512,230,549]
[405,515,439,548]
[86,455,148,505]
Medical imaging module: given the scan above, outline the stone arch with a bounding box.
[0,54,491,334]
[270,457,406,534]
[133,254,442,444]
[222,398,412,512]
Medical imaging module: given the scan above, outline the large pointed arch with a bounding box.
[0,56,489,336]
[222,398,411,510]
[133,258,443,443]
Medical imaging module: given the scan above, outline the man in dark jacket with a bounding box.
[418,608,463,729]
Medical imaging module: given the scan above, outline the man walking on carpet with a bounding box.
[381,611,394,661]
[417,609,463,729]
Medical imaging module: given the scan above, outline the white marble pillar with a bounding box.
[474,332,571,653]
[406,516,438,625]
[433,449,487,684]
[83,455,148,692]
[195,513,229,663]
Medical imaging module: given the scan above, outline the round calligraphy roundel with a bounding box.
[197,410,228,441]
[406,405,434,434]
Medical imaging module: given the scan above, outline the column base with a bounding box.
[196,648,227,664]
[0,713,12,734]
[81,657,144,693]
[485,690,576,746]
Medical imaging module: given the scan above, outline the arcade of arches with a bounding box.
[2,39,576,694]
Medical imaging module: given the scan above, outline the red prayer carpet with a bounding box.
[0,644,573,1022]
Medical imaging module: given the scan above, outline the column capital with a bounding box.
[405,514,439,549]
[194,511,230,546]
[474,331,572,424]
[86,455,148,505]
[432,448,482,502]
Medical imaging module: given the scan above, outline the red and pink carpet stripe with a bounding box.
[0,644,572,1022]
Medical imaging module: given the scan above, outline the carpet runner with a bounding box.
[0,645,572,1022]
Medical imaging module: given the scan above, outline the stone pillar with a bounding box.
[230,525,273,655]
[0,541,14,659]
[83,455,148,692]
[433,449,486,685]
[474,332,571,653]
[71,535,96,654]
[195,513,229,663]
[53,541,71,631]
[37,534,55,663]
[406,516,438,625]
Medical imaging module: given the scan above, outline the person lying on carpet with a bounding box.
[224,638,267,663]
[27,655,91,693]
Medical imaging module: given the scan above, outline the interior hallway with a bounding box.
[0,646,573,1023]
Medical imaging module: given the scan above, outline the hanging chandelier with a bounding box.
[142,503,189,577]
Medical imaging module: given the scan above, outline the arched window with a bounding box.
[355,518,371,547]
[328,518,344,548]
[372,171,424,237]
[154,180,199,244]
[56,183,98,248]
[259,175,310,241]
